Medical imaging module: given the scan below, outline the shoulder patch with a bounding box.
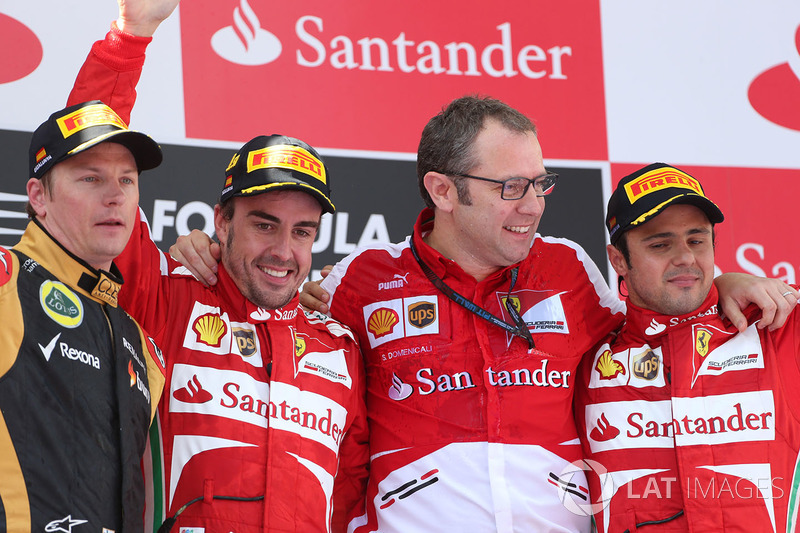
[0,248,13,286]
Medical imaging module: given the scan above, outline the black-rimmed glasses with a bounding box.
[440,171,559,200]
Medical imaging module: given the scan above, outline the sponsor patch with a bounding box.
[407,301,436,328]
[90,272,120,306]
[586,391,775,453]
[293,329,352,388]
[246,144,326,184]
[169,364,347,451]
[193,313,227,347]
[40,280,83,328]
[623,166,704,204]
[363,295,440,348]
[367,307,400,338]
[233,327,257,356]
[182,303,233,356]
[55,103,127,138]
[632,349,660,381]
[695,327,712,358]
[497,289,570,344]
[595,349,626,380]
[692,324,763,383]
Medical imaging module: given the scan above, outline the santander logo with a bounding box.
[748,22,800,131]
[211,0,282,65]
[173,374,214,404]
[0,14,42,84]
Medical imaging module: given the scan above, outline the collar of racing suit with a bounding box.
[15,218,124,307]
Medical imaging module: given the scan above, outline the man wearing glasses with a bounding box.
[300,95,626,531]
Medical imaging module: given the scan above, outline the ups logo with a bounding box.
[407,301,436,329]
[633,349,660,380]
[233,328,256,357]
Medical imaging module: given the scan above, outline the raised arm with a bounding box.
[67,0,179,122]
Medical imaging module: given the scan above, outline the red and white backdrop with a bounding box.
[1,0,798,284]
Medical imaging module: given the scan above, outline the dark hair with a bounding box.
[25,169,54,218]
[219,198,235,221]
[416,95,536,208]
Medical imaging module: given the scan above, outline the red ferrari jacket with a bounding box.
[69,25,369,532]
[575,285,800,533]
[322,209,625,532]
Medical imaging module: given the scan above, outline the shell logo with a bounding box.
[367,308,399,338]
[595,349,625,380]
[193,313,227,347]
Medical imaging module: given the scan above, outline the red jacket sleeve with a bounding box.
[330,339,370,532]
[67,21,152,124]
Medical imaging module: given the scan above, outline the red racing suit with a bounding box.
[69,25,369,533]
[574,285,800,533]
[321,209,625,532]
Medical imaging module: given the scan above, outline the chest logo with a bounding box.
[632,349,660,380]
[595,350,626,380]
[695,327,712,358]
[407,301,436,329]
[233,328,257,357]
[295,334,307,357]
[40,280,83,328]
[193,313,227,347]
[367,308,399,338]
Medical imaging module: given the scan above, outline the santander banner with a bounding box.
[180,0,607,158]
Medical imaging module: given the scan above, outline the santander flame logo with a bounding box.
[748,23,800,131]
[0,14,42,84]
[173,374,213,404]
[387,372,413,401]
[211,0,282,65]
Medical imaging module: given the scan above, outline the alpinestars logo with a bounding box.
[45,515,87,533]
[211,0,281,65]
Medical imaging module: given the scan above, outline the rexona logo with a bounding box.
[211,0,282,65]
[39,281,83,328]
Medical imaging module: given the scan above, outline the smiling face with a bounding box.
[445,119,546,279]
[215,190,321,310]
[609,204,716,315]
[27,142,140,271]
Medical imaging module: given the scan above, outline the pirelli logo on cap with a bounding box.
[56,103,127,138]
[247,145,326,184]
[624,167,704,204]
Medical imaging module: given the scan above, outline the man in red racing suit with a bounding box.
[67,13,369,533]
[575,163,800,532]
[321,208,625,532]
